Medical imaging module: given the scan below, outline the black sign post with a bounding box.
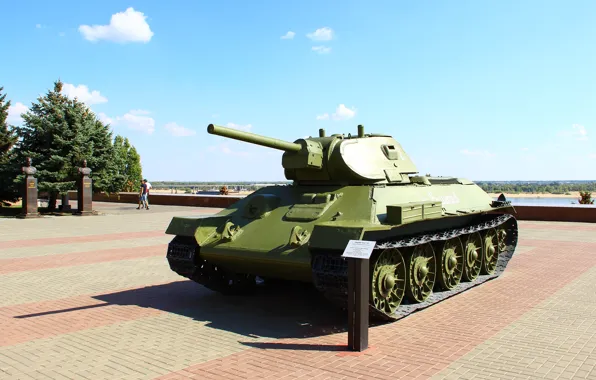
[342,239,376,352]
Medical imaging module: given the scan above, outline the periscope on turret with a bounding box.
[165,123,518,321]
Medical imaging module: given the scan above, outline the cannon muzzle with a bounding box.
[207,124,302,153]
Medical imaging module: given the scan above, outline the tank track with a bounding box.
[166,236,258,295]
[311,213,519,322]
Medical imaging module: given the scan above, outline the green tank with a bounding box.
[165,124,518,321]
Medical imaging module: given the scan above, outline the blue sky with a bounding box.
[2,0,595,181]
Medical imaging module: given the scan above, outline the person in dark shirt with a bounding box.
[137,181,149,210]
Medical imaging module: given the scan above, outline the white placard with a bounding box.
[341,240,377,260]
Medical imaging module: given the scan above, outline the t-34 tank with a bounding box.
[165,124,518,321]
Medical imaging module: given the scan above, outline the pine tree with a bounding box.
[84,118,119,193]
[0,86,20,206]
[0,87,18,156]
[9,80,118,210]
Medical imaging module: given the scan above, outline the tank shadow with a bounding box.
[91,280,349,340]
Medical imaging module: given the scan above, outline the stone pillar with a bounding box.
[60,192,72,212]
[75,159,93,215]
[18,157,41,218]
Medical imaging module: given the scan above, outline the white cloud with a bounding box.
[307,27,334,41]
[35,24,42,29]
[164,122,196,137]
[225,122,253,132]
[333,104,356,120]
[558,124,588,141]
[280,31,295,40]
[61,83,108,105]
[572,124,588,140]
[97,112,113,125]
[312,46,331,54]
[59,32,66,37]
[100,109,154,133]
[7,102,29,125]
[79,7,153,43]
[460,149,495,158]
[117,111,155,134]
[316,104,356,121]
[520,147,529,151]
[589,153,596,159]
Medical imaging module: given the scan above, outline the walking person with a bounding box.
[144,179,152,209]
[137,180,149,210]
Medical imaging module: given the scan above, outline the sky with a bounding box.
[1,0,595,182]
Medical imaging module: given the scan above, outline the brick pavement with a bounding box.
[432,266,596,380]
[0,203,595,380]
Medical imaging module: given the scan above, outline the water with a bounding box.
[159,192,595,207]
[494,196,596,207]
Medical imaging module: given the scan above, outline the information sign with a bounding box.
[341,240,376,260]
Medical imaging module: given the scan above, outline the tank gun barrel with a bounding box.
[207,124,302,153]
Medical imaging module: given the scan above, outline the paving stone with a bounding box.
[0,210,595,379]
[0,234,171,259]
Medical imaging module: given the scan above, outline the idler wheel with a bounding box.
[405,243,436,303]
[462,232,483,282]
[436,236,464,290]
[371,248,406,317]
[481,228,499,275]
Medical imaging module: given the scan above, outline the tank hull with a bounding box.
[165,180,518,320]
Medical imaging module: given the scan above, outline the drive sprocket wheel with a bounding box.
[405,243,436,303]
[371,248,406,317]
[481,228,499,275]
[462,232,483,282]
[436,236,464,290]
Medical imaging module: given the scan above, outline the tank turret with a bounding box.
[207,124,419,184]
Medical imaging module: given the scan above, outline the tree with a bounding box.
[8,80,117,210]
[0,87,18,156]
[125,145,142,191]
[112,135,143,192]
[578,191,594,205]
[0,86,19,206]
[0,80,145,208]
[83,118,120,194]
[108,135,129,193]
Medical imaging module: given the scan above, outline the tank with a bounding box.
[165,124,518,321]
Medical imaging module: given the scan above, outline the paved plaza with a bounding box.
[1,202,595,380]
